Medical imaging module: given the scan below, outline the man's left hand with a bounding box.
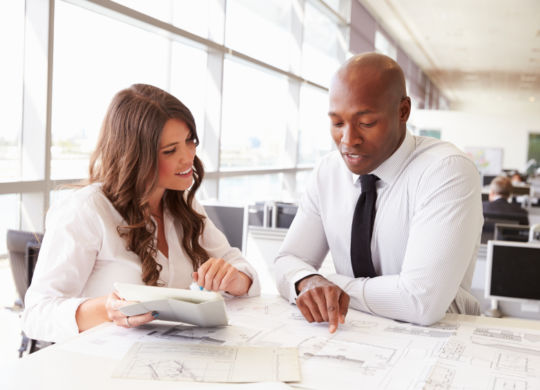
[296,275,350,333]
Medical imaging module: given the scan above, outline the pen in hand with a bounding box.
[190,281,203,291]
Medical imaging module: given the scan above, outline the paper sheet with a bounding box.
[113,342,300,383]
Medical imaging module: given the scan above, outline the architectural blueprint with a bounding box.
[113,342,300,383]
[59,295,540,388]
[224,296,540,389]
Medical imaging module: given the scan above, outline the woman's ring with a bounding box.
[125,316,131,328]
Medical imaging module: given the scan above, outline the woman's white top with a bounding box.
[22,183,260,342]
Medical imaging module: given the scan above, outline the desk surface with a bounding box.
[2,295,540,390]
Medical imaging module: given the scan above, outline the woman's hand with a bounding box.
[105,291,157,328]
[192,258,252,296]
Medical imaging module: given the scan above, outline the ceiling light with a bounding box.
[530,96,536,103]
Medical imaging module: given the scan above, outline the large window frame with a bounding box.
[0,0,350,257]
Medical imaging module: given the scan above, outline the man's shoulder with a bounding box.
[413,135,468,161]
[408,135,476,173]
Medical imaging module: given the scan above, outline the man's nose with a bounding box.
[340,124,360,146]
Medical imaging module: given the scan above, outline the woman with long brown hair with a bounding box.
[23,84,260,342]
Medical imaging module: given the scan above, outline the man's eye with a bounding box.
[360,121,376,128]
[163,148,176,155]
[332,122,344,127]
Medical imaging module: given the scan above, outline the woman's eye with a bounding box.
[163,148,176,155]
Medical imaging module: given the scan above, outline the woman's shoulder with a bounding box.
[47,183,115,222]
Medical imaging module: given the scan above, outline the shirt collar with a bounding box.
[351,130,415,185]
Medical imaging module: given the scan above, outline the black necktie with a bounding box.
[351,174,379,278]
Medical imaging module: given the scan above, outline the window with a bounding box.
[298,84,332,165]
[220,58,290,169]
[51,1,171,180]
[226,0,293,70]
[0,1,25,182]
[1,0,350,257]
[219,174,285,204]
[374,30,396,60]
[114,0,213,41]
[302,2,345,87]
[169,43,208,147]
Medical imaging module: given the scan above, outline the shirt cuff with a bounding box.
[229,262,261,297]
[325,273,373,314]
[289,271,322,304]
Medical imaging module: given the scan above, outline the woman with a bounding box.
[23,84,260,342]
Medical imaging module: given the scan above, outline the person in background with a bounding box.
[23,84,260,342]
[510,171,526,185]
[483,176,529,224]
[273,52,483,333]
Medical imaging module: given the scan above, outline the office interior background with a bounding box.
[1,0,540,361]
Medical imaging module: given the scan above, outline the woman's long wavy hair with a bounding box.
[89,84,209,286]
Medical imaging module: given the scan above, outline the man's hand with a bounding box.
[296,275,350,333]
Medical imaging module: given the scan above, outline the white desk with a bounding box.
[2,295,540,389]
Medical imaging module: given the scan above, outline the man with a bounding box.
[483,176,529,224]
[273,52,483,333]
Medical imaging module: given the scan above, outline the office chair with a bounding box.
[6,229,51,357]
[481,213,526,244]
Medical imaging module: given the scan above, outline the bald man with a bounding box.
[273,53,483,332]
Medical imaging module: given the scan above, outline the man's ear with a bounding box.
[399,96,411,122]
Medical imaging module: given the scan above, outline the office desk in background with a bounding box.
[2,295,540,390]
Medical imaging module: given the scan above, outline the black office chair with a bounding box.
[6,229,51,357]
[481,213,527,244]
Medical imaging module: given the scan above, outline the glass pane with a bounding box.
[170,42,208,146]
[294,170,313,200]
[375,30,397,60]
[0,194,21,256]
[298,85,332,165]
[219,174,284,204]
[323,0,350,20]
[302,2,344,87]
[52,1,171,180]
[0,1,24,182]
[114,0,212,40]
[225,0,292,70]
[221,58,290,169]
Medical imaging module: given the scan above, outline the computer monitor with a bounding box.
[493,223,530,242]
[202,204,247,252]
[247,202,298,229]
[511,185,531,196]
[485,241,540,304]
[482,174,497,187]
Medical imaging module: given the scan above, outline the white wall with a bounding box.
[410,109,540,171]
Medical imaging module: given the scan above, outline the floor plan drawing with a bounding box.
[54,295,540,389]
[113,342,301,383]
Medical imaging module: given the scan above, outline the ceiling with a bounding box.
[357,0,540,114]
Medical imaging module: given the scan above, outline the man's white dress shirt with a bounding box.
[23,183,260,342]
[274,131,483,325]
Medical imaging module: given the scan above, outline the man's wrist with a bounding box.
[295,274,321,295]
